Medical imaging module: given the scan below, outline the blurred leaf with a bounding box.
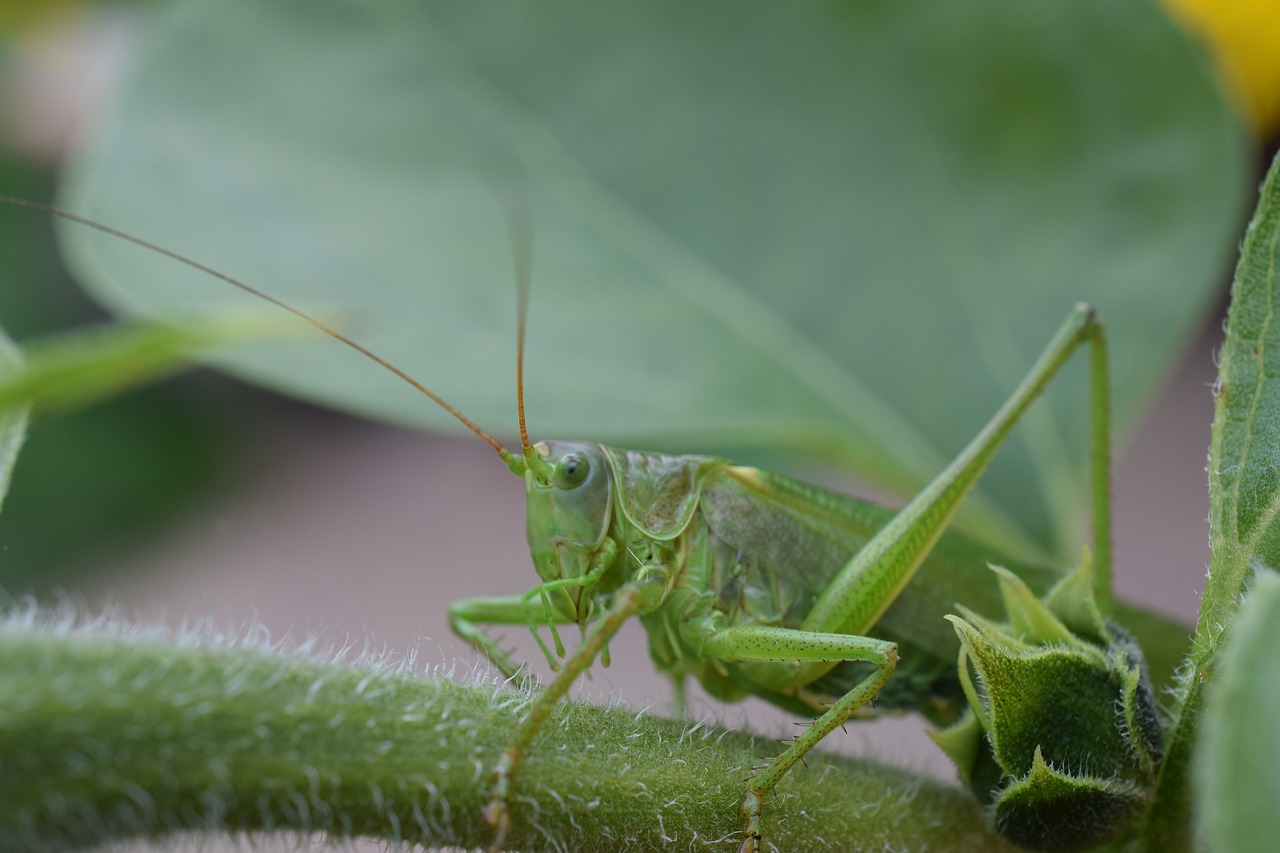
[1197,570,1280,853]
[61,0,1247,561]
[0,385,228,591]
[0,166,103,337]
[0,325,28,513]
[1142,149,1280,851]
[0,158,230,591]
[0,311,298,415]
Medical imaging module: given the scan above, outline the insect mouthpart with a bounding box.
[522,440,615,620]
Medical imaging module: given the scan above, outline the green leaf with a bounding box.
[59,0,1246,562]
[0,158,234,590]
[1142,149,1280,851]
[0,313,285,416]
[0,325,28,514]
[0,387,228,591]
[1203,152,1280,666]
[0,307,290,590]
[1198,571,1280,853]
[0,322,193,415]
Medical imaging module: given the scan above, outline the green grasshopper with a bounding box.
[457,304,1110,853]
[5,196,1112,851]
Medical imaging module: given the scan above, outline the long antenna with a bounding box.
[499,184,534,453]
[0,194,510,456]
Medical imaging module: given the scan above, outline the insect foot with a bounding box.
[738,790,764,853]
[930,552,1162,852]
[484,749,517,852]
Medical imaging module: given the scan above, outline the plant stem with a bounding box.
[0,613,1016,852]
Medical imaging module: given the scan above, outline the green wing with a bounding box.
[706,466,1188,697]
[703,466,1046,654]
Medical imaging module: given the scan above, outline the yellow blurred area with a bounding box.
[0,0,81,38]
[1164,0,1280,137]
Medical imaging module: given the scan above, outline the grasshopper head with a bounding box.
[521,440,614,622]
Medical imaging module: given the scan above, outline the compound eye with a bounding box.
[554,452,590,489]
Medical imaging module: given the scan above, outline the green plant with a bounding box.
[0,1,1266,850]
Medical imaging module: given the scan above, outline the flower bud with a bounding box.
[929,553,1162,851]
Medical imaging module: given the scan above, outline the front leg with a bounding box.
[702,625,897,853]
[448,594,575,679]
[486,571,664,852]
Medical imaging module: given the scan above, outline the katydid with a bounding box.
[4,195,1113,852]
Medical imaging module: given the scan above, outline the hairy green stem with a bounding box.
[0,611,1016,852]
[1140,151,1280,853]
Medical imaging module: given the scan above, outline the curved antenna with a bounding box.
[498,183,534,453]
[0,195,510,456]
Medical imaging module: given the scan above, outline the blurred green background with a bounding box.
[0,126,231,590]
[0,0,1267,647]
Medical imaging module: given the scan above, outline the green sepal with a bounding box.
[990,564,1076,646]
[1043,549,1109,644]
[929,701,984,779]
[1107,626,1164,778]
[930,708,1007,807]
[955,614,1120,775]
[936,556,1161,852]
[992,746,1150,853]
[948,607,1039,657]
